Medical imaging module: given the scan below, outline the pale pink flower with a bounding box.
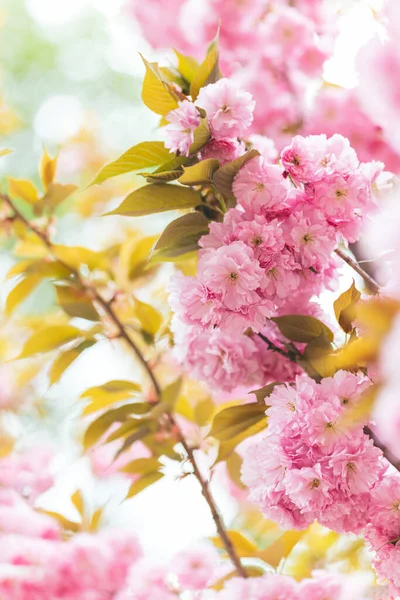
[233,157,288,214]
[164,100,200,156]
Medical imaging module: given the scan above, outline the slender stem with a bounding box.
[364,426,400,471]
[335,247,380,295]
[1,191,247,578]
[257,332,296,361]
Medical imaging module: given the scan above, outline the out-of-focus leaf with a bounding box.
[179,159,219,185]
[90,142,172,186]
[5,275,41,316]
[54,284,100,322]
[250,382,281,404]
[40,149,57,190]
[194,397,214,426]
[38,510,80,533]
[89,508,103,532]
[134,297,163,337]
[211,530,258,558]
[226,452,246,490]
[153,212,209,258]
[106,184,201,217]
[7,259,72,280]
[210,402,267,441]
[121,235,159,280]
[8,178,38,204]
[333,280,361,333]
[83,404,143,449]
[120,457,161,474]
[213,150,260,208]
[52,245,108,272]
[37,183,77,212]
[189,118,211,154]
[0,149,13,158]
[141,56,180,116]
[81,380,141,415]
[160,377,183,409]
[18,325,84,358]
[126,471,163,499]
[49,340,96,385]
[272,315,334,343]
[174,49,199,83]
[258,530,304,568]
[190,32,221,100]
[106,419,149,443]
[71,490,84,518]
[340,384,378,429]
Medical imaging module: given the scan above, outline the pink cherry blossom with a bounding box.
[164,100,200,156]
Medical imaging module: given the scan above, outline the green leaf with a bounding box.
[272,315,334,343]
[250,382,281,404]
[19,325,83,358]
[106,183,202,217]
[6,275,41,316]
[126,471,163,499]
[178,159,219,186]
[90,142,172,186]
[210,402,267,442]
[49,340,96,385]
[213,150,260,208]
[54,285,100,322]
[153,212,209,258]
[141,55,180,116]
[333,280,361,333]
[189,118,211,154]
[134,298,163,337]
[141,170,183,183]
[81,380,141,415]
[190,32,221,100]
[174,49,200,83]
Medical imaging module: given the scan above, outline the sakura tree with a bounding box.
[1,0,400,598]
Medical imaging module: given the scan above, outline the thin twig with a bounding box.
[1,191,248,578]
[335,247,380,295]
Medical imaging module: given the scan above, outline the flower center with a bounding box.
[253,182,265,192]
[310,478,321,489]
[347,462,357,473]
[342,397,349,405]
[335,188,347,198]
[292,154,301,166]
[302,233,312,243]
[229,272,239,281]
[252,235,263,246]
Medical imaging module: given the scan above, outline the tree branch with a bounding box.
[1,191,248,578]
[335,247,380,295]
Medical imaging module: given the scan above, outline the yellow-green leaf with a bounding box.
[83,404,142,449]
[19,325,83,358]
[333,280,361,333]
[178,158,219,186]
[8,178,38,204]
[141,56,180,116]
[0,149,13,158]
[120,457,161,474]
[81,380,141,415]
[52,245,108,272]
[38,183,77,211]
[90,142,172,186]
[189,118,211,154]
[160,377,182,409]
[5,275,41,316]
[250,382,281,404]
[213,150,260,208]
[71,490,84,517]
[194,397,214,426]
[54,284,100,321]
[134,298,163,337]
[211,530,258,558]
[153,212,209,258]
[126,471,163,499]
[107,184,201,217]
[272,315,334,343]
[174,49,200,83]
[258,530,304,568]
[190,33,221,100]
[49,340,96,385]
[210,402,267,441]
[40,149,57,190]
[7,259,72,280]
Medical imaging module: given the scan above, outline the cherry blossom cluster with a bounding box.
[241,371,387,533]
[131,0,336,147]
[199,572,378,600]
[168,82,379,390]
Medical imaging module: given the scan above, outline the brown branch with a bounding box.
[1,191,248,578]
[335,247,380,295]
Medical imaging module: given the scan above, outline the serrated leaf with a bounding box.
[153,212,209,258]
[141,55,180,116]
[107,183,201,217]
[71,490,84,517]
[40,149,57,190]
[5,275,41,316]
[49,340,96,385]
[90,142,172,186]
[126,471,163,499]
[190,32,221,100]
[54,284,100,322]
[8,178,38,204]
[210,402,267,441]
[133,297,163,338]
[189,118,211,154]
[213,150,260,208]
[18,325,83,358]
[333,281,361,333]
[174,49,200,83]
[179,158,219,185]
[272,315,334,343]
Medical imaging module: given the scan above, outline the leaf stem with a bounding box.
[1,191,248,579]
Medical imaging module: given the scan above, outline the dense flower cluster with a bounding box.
[168,79,379,391]
[241,371,387,532]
